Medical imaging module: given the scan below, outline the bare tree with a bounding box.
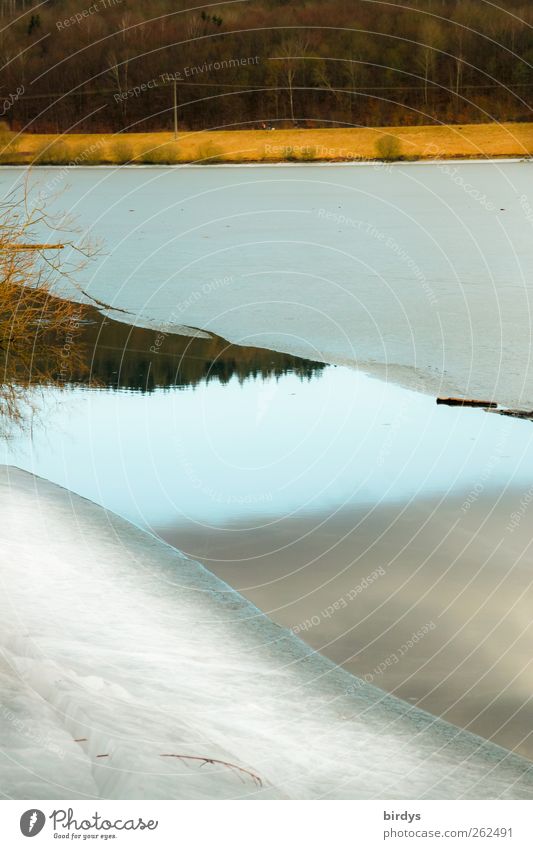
[277,38,309,124]
[107,51,130,126]
[0,190,95,432]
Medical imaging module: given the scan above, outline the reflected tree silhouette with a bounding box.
[72,308,326,393]
[0,192,325,436]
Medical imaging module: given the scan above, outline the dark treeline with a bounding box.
[0,0,532,133]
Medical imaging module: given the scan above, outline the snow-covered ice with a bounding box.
[1,466,533,800]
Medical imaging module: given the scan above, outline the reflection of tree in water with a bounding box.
[1,194,323,435]
[72,306,325,392]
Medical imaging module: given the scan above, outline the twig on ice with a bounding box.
[159,754,263,787]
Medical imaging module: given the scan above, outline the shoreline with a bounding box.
[1,156,529,169]
[2,122,532,166]
[3,160,530,410]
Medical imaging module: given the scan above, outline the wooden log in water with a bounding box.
[436,397,498,408]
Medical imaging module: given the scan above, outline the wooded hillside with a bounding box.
[0,1,531,133]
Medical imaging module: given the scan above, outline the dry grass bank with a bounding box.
[2,122,533,165]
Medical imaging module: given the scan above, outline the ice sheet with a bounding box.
[1,466,533,800]
[4,162,533,406]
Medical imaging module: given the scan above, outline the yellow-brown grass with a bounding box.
[4,122,533,165]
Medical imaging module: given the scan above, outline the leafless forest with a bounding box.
[0,0,531,133]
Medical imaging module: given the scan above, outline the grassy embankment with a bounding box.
[1,123,532,165]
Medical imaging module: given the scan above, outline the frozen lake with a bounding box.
[2,161,533,766]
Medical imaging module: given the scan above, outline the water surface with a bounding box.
[3,314,533,758]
